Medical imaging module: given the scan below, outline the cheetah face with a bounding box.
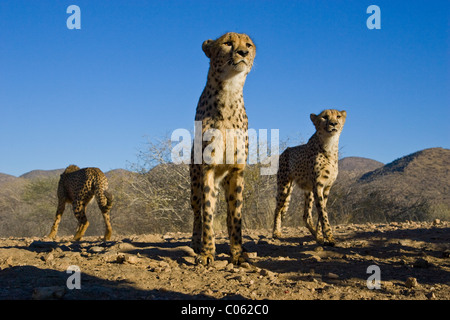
[310,109,347,136]
[202,32,255,77]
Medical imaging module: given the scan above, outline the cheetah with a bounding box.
[272,109,347,246]
[190,32,256,265]
[47,165,114,241]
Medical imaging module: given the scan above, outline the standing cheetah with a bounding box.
[272,109,347,246]
[190,32,256,265]
[47,165,114,241]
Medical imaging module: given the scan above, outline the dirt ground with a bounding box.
[0,221,449,301]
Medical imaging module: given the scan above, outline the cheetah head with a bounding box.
[202,32,255,78]
[310,109,347,136]
[63,164,80,175]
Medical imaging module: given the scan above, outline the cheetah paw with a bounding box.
[323,238,336,247]
[195,253,215,266]
[230,254,247,266]
[272,230,282,239]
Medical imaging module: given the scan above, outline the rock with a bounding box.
[42,252,54,262]
[243,252,257,259]
[260,269,275,279]
[89,246,104,253]
[240,262,251,269]
[125,255,139,264]
[4,256,13,266]
[405,277,418,288]
[326,272,339,279]
[307,255,321,263]
[413,258,430,268]
[426,292,436,300]
[32,286,66,300]
[225,263,234,271]
[116,254,126,263]
[213,260,229,270]
[432,219,441,226]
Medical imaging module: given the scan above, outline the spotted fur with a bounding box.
[190,32,256,265]
[272,109,347,246]
[47,165,113,241]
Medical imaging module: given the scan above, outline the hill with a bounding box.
[0,173,17,184]
[358,148,450,206]
[339,148,450,223]
[19,169,64,180]
[339,157,384,173]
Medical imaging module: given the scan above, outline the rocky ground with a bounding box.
[0,221,449,301]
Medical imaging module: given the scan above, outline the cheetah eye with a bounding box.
[322,115,329,120]
[337,115,341,119]
[224,41,233,46]
[246,43,253,48]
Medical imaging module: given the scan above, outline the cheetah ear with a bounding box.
[310,113,318,124]
[340,110,347,118]
[202,39,214,58]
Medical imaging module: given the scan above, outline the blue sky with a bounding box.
[0,0,448,176]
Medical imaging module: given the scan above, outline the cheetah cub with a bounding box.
[47,165,114,241]
[272,109,347,246]
[190,32,255,265]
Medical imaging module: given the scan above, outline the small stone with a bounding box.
[89,246,104,253]
[225,263,234,271]
[426,292,436,300]
[413,258,430,268]
[327,272,339,279]
[308,255,321,262]
[432,219,441,226]
[243,252,257,259]
[4,256,13,266]
[234,275,245,282]
[240,262,251,269]
[260,269,275,279]
[405,277,418,288]
[125,255,139,264]
[214,260,229,270]
[116,254,126,263]
[44,253,54,262]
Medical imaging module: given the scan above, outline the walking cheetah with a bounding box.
[272,109,347,246]
[190,32,256,265]
[47,165,114,241]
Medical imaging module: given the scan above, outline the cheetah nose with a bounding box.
[329,121,338,127]
[237,50,249,57]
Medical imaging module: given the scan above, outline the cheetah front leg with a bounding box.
[303,191,320,239]
[190,163,203,253]
[225,169,245,265]
[313,186,335,246]
[195,168,217,266]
